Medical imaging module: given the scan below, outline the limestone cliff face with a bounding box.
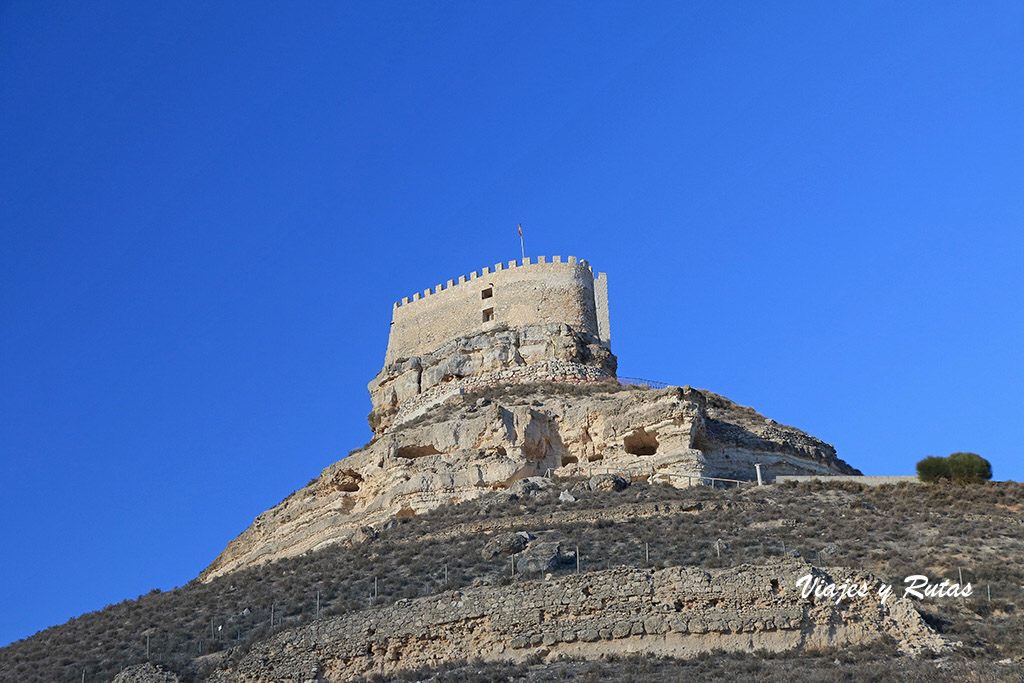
[368,323,616,434]
[209,561,952,682]
[201,384,858,582]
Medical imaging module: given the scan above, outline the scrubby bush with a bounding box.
[916,456,951,483]
[947,452,992,484]
[917,452,992,484]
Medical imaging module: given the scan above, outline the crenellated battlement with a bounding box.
[381,255,610,366]
[394,256,600,309]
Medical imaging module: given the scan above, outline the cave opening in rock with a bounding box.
[623,427,659,456]
[334,469,362,492]
[396,444,441,459]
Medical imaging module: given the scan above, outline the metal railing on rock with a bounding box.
[615,376,670,389]
[575,464,751,489]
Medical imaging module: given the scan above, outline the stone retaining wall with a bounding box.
[211,561,951,682]
[775,475,920,486]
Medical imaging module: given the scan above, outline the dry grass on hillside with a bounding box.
[2,480,1023,682]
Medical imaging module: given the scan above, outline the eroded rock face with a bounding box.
[368,323,616,433]
[208,561,954,682]
[201,385,859,582]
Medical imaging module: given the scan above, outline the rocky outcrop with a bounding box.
[209,560,954,682]
[368,323,616,433]
[113,663,180,683]
[201,384,858,581]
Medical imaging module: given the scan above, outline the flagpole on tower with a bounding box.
[518,223,525,262]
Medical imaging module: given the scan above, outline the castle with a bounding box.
[369,256,617,433]
[384,255,610,363]
[201,256,861,581]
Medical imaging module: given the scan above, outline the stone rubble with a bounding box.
[112,663,180,683]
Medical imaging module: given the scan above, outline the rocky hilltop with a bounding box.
[191,270,854,584]
[11,261,931,683]
[203,359,858,581]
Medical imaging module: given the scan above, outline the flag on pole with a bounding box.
[518,223,522,237]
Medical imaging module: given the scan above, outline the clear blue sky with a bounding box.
[2,1,1022,647]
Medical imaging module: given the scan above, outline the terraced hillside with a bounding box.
[3,479,1024,682]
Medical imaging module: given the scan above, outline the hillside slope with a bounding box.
[3,479,1023,682]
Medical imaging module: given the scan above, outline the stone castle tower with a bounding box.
[369,256,616,433]
[203,255,861,582]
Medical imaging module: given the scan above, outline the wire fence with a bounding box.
[64,473,1016,682]
[105,532,1000,680]
[572,463,751,489]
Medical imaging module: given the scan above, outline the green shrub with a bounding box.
[917,453,992,484]
[947,452,992,484]
[916,456,951,483]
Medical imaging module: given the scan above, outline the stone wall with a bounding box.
[384,257,608,365]
[210,561,952,682]
[775,475,920,486]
